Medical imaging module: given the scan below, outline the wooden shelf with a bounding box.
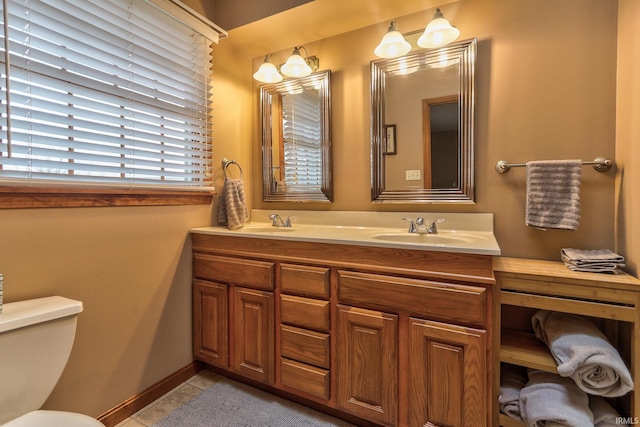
[495,257,640,422]
[499,413,526,427]
[500,329,557,373]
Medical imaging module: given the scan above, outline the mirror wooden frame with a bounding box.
[370,38,476,203]
[260,70,333,202]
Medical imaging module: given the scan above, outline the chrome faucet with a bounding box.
[402,217,446,234]
[269,214,296,227]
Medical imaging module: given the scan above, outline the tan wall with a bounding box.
[0,205,212,416]
[0,0,633,421]
[222,0,619,261]
[616,0,640,276]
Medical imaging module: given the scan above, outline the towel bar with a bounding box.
[495,157,613,174]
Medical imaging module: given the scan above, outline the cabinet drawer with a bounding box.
[280,358,330,400]
[338,270,487,326]
[281,264,330,299]
[281,324,330,369]
[193,253,274,290]
[280,295,330,332]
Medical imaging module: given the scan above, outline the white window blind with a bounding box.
[281,89,322,191]
[0,0,224,190]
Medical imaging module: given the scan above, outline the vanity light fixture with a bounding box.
[254,47,319,82]
[253,55,283,83]
[417,8,460,49]
[374,21,412,58]
[281,46,319,78]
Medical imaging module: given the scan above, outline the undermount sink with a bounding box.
[372,232,484,244]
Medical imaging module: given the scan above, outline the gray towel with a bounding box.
[526,159,582,230]
[532,310,634,397]
[520,369,594,427]
[589,396,621,427]
[561,248,625,274]
[216,178,248,230]
[499,364,527,420]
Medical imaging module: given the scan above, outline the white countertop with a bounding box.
[191,210,501,256]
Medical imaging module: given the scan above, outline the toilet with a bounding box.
[0,296,104,426]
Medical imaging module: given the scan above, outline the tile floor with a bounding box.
[114,370,224,427]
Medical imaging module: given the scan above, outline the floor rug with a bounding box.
[153,377,356,427]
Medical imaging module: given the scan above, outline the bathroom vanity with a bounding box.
[191,211,500,427]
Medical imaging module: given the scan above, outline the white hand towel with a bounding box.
[216,178,248,230]
[499,363,527,420]
[526,159,582,230]
[532,310,634,397]
[519,369,594,427]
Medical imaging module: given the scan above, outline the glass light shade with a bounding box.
[374,21,411,58]
[281,49,312,78]
[417,9,460,49]
[253,58,283,83]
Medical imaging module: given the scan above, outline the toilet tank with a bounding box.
[0,296,83,425]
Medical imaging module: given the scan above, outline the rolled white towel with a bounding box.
[532,310,634,397]
[519,369,594,427]
[499,364,527,420]
[589,396,621,427]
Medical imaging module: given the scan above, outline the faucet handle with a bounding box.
[427,218,446,234]
[401,217,417,233]
[284,216,297,227]
[268,213,282,226]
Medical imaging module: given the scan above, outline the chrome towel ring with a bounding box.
[222,158,243,179]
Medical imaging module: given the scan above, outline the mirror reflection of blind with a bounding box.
[281,89,322,191]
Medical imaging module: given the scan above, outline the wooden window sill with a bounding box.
[0,187,214,209]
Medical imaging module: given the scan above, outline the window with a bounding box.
[0,0,226,207]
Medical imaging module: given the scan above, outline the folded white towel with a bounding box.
[561,248,625,264]
[520,369,594,427]
[499,364,527,421]
[563,264,621,274]
[526,159,582,230]
[589,396,621,427]
[561,248,625,274]
[532,310,634,397]
[216,178,248,230]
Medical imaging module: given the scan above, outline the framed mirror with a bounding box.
[261,70,332,202]
[371,38,476,203]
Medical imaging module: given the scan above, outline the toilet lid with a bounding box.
[1,410,104,427]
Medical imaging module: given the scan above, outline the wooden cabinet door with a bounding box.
[336,305,398,426]
[193,280,228,368]
[233,287,275,384]
[408,318,487,427]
